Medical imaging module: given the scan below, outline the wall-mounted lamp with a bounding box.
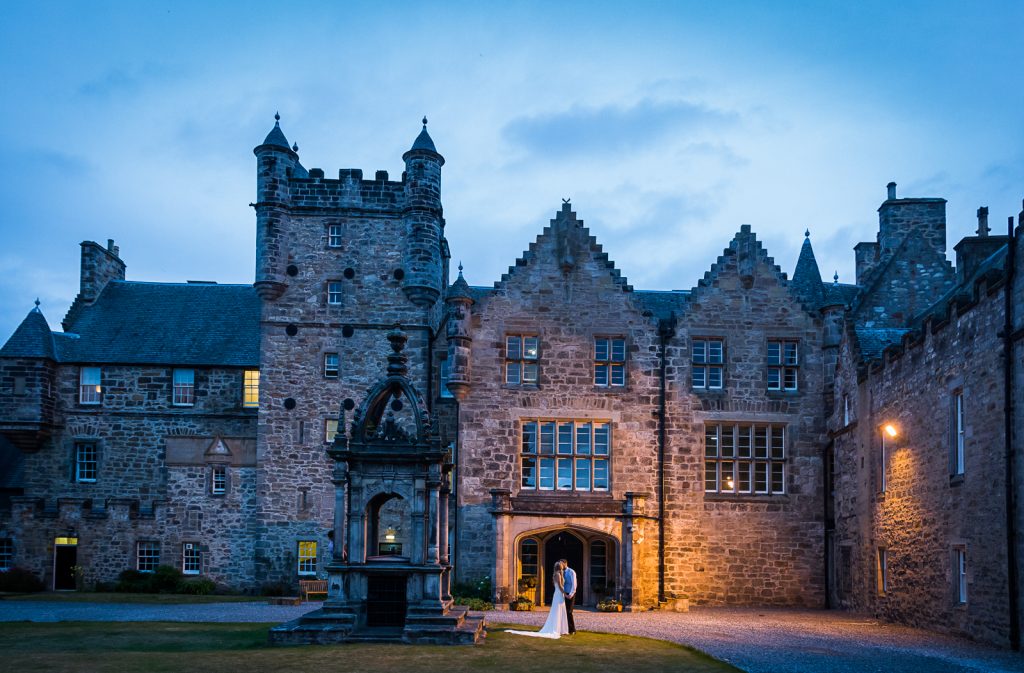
[384,527,397,542]
[884,423,899,439]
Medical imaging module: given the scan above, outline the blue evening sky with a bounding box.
[1,1,1022,341]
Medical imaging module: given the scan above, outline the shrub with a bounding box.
[0,567,45,593]
[116,569,151,593]
[452,576,492,601]
[259,580,294,597]
[150,565,184,593]
[176,578,216,595]
[453,596,494,611]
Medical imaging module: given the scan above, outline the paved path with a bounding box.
[1,600,1022,673]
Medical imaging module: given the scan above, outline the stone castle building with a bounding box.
[0,117,1021,648]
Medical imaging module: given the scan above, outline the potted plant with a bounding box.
[597,597,623,612]
[511,576,537,610]
[510,595,534,611]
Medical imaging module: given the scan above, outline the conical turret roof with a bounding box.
[791,231,825,309]
[447,264,473,302]
[408,116,439,154]
[0,301,56,359]
[261,113,290,149]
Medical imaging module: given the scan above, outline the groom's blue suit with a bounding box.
[562,566,577,634]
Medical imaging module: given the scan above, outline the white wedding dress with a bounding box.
[507,579,569,639]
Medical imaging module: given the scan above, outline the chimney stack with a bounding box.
[887,182,897,200]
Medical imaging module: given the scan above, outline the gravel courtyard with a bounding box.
[1,600,1022,673]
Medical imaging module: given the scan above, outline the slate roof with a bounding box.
[825,282,860,306]
[262,121,290,149]
[910,243,1009,327]
[633,290,690,321]
[0,305,57,359]
[790,236,825,309]
[854,327,913,362]
[46,281,261,366]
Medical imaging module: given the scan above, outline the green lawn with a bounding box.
[0,592,265,604]
[0,622,740,673]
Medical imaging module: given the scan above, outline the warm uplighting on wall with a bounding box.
[384,527,397,542]
[884,423,899,438]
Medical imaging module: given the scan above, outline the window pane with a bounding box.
[507,336,522,360]
[593,459,609,490]
[595,338,609,361]
[705,425,719,457]
[708,340,723,363]
[721,461,735,491]
[138,542,160,572]
[522,363,538,383]
[720,425,735,458]
[522,422,537,454]
[523,337,539,359]
[575,458,591,491]
[771,462,785,493]
[705,460,718,492]
[611,339,625,362]
[590,540,606,586]
[770,427,785,459]
[557,458,573,490]
[610,364,625,386]
[767,342,781,365]
[328,282,343,304]
[737,426,751,457]
[325,353,339,376]
[692,340,706,364]
[540,422,555,454]
[784,342,798,365]
[173,369,194,385]
[754,462,769,493]
[506,362,521,385]
[81,366,101,385]
[595,364,608,386]
[521,458,537,488]
[594,423,609,455]
[243,369,260,407]
[173,368,195,405]
[520,539,539,577]
[692,367,706,388]
[576,423,591,455]
[439,358,453,398]
[767,368,781,390]
[298,541,317,575]
[738,461,752,492]
[708,366,723,389]
[784,368,798,391]
[557,423,573,454]
[754,427,768,458]
[212,465,226,494]
[539,458,555,489]
[326,419,338,443]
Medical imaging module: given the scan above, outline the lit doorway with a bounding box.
[53,536,78,591]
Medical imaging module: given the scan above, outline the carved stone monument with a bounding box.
[270,327,485,645]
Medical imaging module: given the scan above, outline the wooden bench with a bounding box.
[299,579,328,602]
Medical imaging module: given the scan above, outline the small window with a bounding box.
[182,543,201,575]
[324,353,340,378]
[211,465,227,495]
[767,340,799,391]
[137,541,160,573]
[439,357,453,398]
[953,546,967,604]
[325,419,339,443]
[692,338,724,389]
[172,369,195,406]
[876,547,887,595]
[79,366,101,405]
[243,370,259,408]
[328,224,343,248]
[75,441,98,483]
[506,335,539,385]
[297,540,317,575]
[327,282,343,305]
[843,394,851,426]
[0,538,13,571]
[879,429,892,493]
[952,390,965,476]
[595,337,626,387]
[519,538,538,581]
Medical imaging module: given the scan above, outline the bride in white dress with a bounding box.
[507,560,570,639]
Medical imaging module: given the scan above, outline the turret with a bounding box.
[790,230,825,310]
[401,117,445,308]
[253,113,298,301]
[444,265,474,401]
[0,301,58,451]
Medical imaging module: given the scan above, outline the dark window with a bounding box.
[324,353,340,378]
[705,423,785,494]
[767,340,799,391]
[595,337,626,387]
[692,338,724,389]
[75,442,98,483]
[506,335,539,385]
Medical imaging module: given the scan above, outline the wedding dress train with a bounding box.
[506,585,569,639]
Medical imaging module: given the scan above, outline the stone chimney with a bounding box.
[79,239,125,303]
[954,206,1007,284]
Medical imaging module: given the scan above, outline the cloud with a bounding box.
[502,99,740,158]
[77,63,181,98]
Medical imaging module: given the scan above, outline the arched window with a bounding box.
[590,540,607,591]
[519,538,539,596]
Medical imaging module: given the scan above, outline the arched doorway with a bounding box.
[543,531,584,605]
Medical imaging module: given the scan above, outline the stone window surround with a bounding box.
[766,337,800,392]
[690,334,725,391]
[182,541,201,575]
[703,421,787,496]
[518,418,612,493]
[79,366,102,405]
[73,438,99,483]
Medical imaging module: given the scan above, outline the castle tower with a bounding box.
[253,113,298,301]
[444,265,474,401]
[401,118,446,308]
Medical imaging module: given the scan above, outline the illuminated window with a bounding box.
[951,390,965,476]
[172,369,195,406]
[324,353,339,378]
[328,224,343,247]
[79,366,101,404]
[506,335,539,385]
[692,338,724,389]
[439,357,453,398]
[182,543,201,575]
[211,465,227,495]
[75,442,98,483]
[243,369,259,408]
[0,538,12,571]
[704,423,785,495]
[137,541,160,573]
[953,546,967,604]
[327,282,343,305]
[520,420,610,492]
[879,428,893,493]
[767,340,799,391]
[325,419,339,443]
[594,337,626,387]
[519,538,538,581]
[876,547,887,595]
[297,541,317,575]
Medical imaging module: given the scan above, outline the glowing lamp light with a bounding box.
[384,527,397,542]
[884,424,899,438]
[725,478,735,490]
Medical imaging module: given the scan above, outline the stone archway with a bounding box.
[543,531,584,605]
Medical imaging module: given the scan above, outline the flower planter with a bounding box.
[509,601,534,611]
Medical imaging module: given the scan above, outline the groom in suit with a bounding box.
[559,558,577,635]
